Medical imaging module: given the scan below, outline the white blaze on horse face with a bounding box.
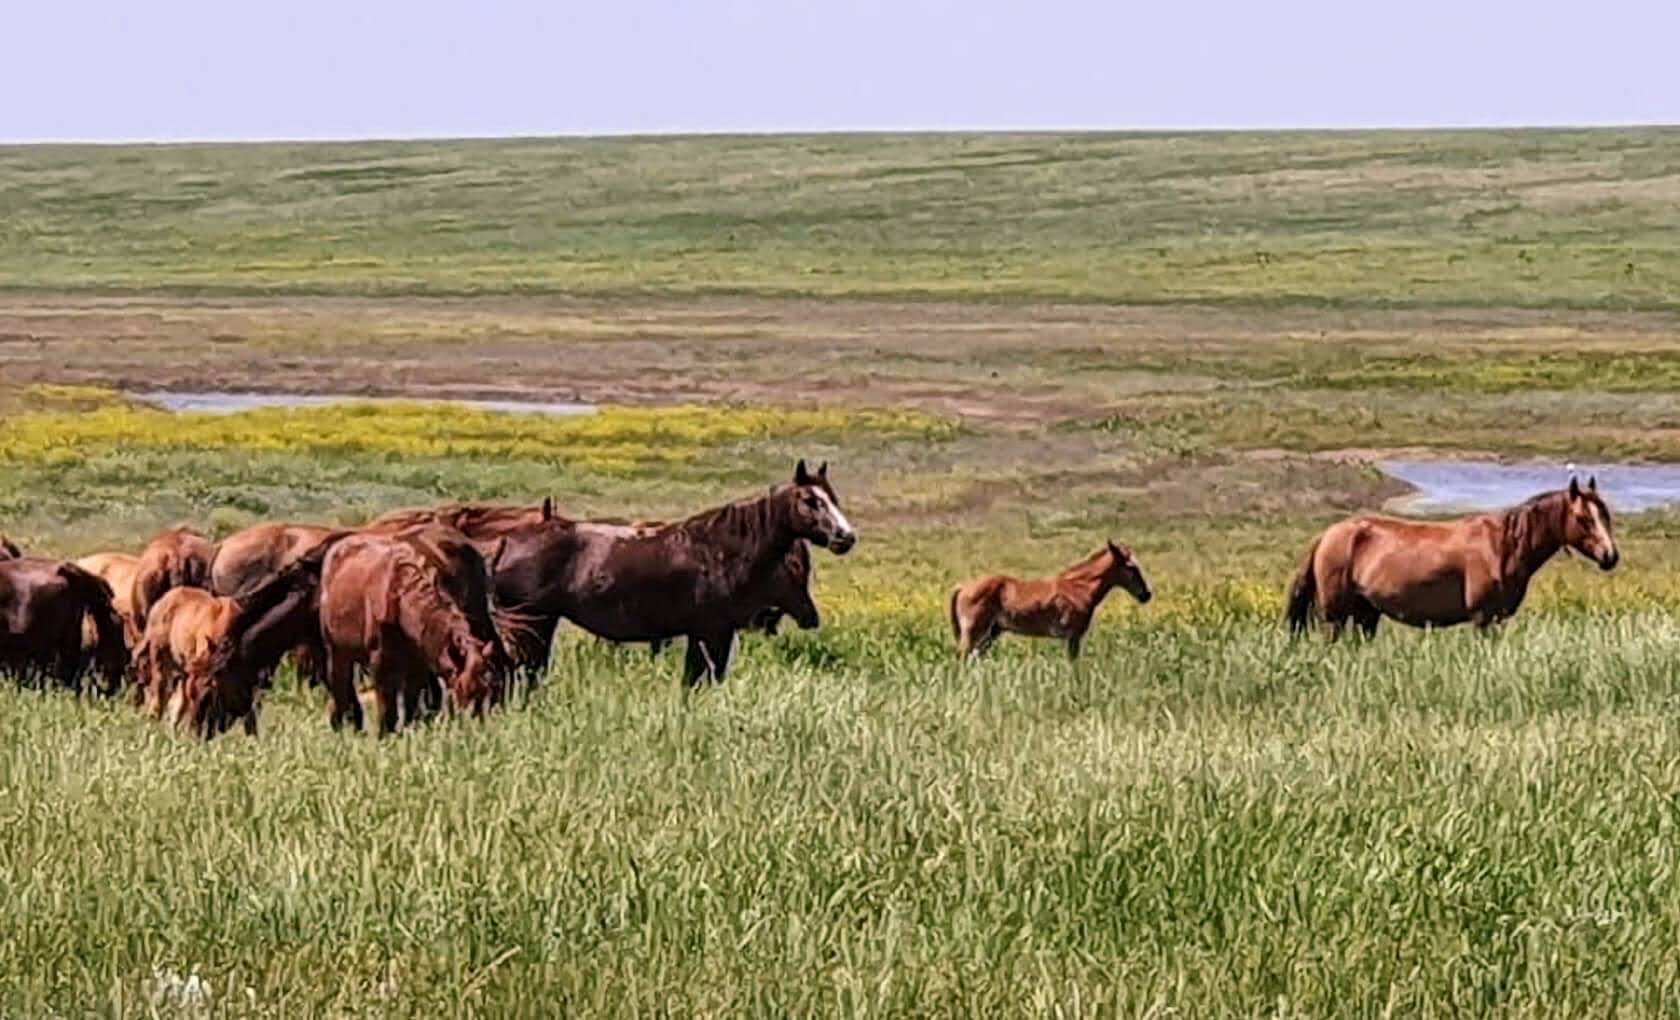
[1588,500,1616,557]
[813,486,854,541]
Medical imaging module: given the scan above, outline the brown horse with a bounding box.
[490,460,855,687]
[368,499,557,539]
[1287,477,1619,637]
[0,558,128,693]
[319,527,510,735]
[950,541,1152,660]
[133,547,334,737]
[132,526,218,628]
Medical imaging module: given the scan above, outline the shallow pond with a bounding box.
[133,391,597,417]
[1381,460,1680,515]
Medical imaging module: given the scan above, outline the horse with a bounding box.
[366,500,562,683]
[949,541,1152,661]
[319,526,510,735]
[210,522,341,688]
[133,546,334,738]
[132,525,218,628]
[74,552,144,650]
[1286,476,1619,638]
[490,460,856,687]
[0,558,128,693]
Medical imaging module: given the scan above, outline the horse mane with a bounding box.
[670,487,783,547]
[1499,489,1569,574]
[1060,545,1112,582]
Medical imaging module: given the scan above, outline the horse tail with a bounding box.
[948,586,962,640]
[1286,536,1322,635]
[57,563,127,692]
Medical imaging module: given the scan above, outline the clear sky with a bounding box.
[6,0,1676,142]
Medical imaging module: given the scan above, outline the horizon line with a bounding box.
[4,119,1678,147]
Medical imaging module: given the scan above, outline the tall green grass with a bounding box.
[6,611,1680,1016]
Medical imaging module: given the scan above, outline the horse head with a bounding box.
[1105,540,1153,604]
[786,460,856,555]
[1565,476,1619,571]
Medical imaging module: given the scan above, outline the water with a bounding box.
[1381,460,1680,515]
[133,391,597,417]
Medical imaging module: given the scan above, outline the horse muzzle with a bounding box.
[828,532,856,555]
[1600,549,1620,571]
[1136,588,1154,604]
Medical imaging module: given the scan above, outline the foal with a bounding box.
[950,541,1152,660]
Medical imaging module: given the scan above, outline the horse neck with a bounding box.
[1058,552,1115,610]
[684,493,795,584]
[1500,496,1567,581]
[400,570,476,674]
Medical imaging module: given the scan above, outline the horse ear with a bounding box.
[1588,475,1599,492]
[817,461,829,479]
[541,496,554,521]
[1569,477,1582,499]
[794,459,812,486]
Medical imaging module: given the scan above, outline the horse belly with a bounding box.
[1362,574,1468,627]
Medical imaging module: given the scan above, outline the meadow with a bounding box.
[2,131,1680,1017]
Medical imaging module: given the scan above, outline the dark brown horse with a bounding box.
[1287,477,1619,637]
[950,541,1152,660]
[491,460,855,687]
[0,558,128,693]
[132,525,218,628]
[134,546,335,737]
[319,526,510,735]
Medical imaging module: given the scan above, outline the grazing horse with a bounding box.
[1287,476,1619,638]
[492,460,856,687]
[210,522,341,688]
[133,547,334,737]
[74,552,144,652]
[0,558,128,693]
[132,526,218,628]
[950,541,1152,660]
[367,499,561,683]
[319,527,510,735]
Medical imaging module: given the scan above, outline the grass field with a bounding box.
[3,131,1680,1017]
[4,129,1680,307]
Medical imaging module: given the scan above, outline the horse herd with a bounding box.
[0,460,855,737]
[0,462,1622,741]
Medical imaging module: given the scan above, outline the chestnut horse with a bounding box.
[491,461,856,687]
[132,525,218,628]
[950,541,1152,660]
[1287,477,1619,638]
[319,527,510,735]
[134,547,334,737]
[0,558,128,693]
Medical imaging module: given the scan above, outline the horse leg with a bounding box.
[325,645,363,733]
[1353,599,1381,640]
[1066,630,1084,661]
[682,631,736,687]
[649,638,668,658]
[370,652,402,737]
